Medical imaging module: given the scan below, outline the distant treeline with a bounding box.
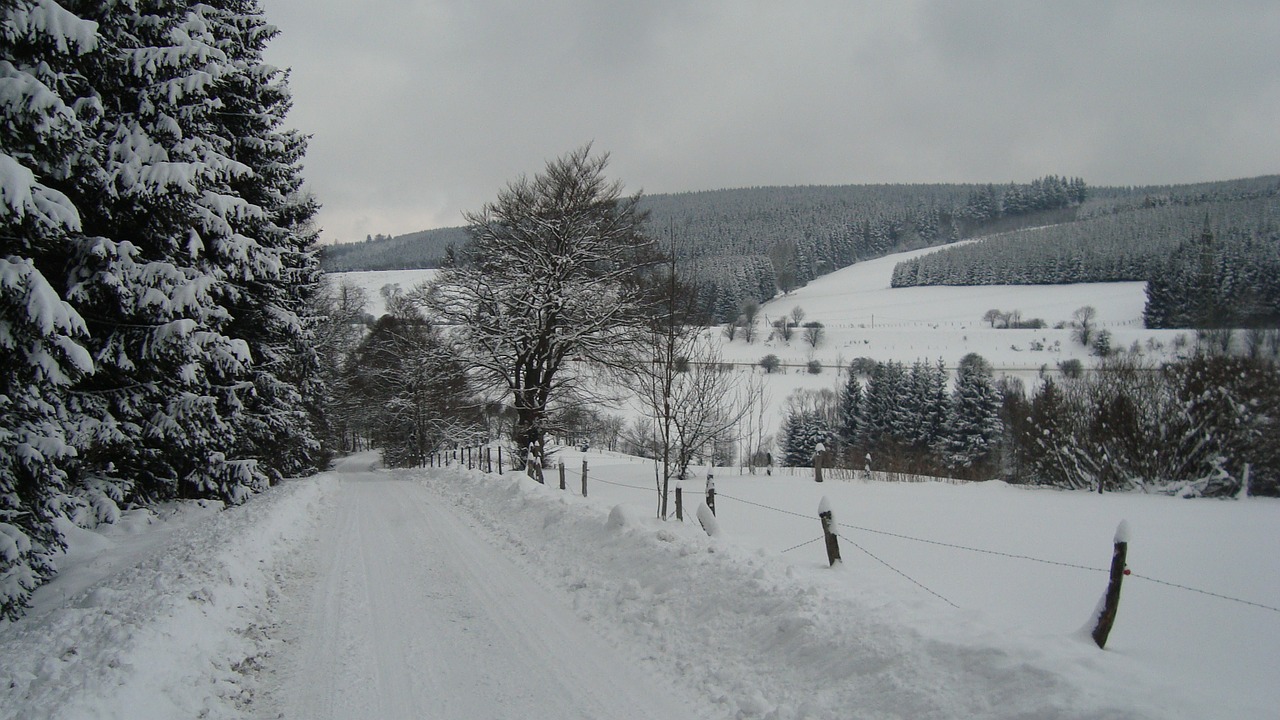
[322,175,1280,329]
[887,176,1280,329]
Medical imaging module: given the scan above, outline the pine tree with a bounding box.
[199,0,325,481]
[838,364,863,448]
[860,360,909,466]
[943,353,1003,478]
[0,0,100,618]
[906,359,948,472]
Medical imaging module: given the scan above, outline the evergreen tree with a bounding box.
[906,359,948,472]
[200,0,325,481]
[860,360,909,465]
[943,353,1003,478]
[0,0,98,618]
[838,364,863,448]
[0,0,321,615]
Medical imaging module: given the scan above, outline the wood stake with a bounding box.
[1091,520,1129,649]
[819,496,841,566]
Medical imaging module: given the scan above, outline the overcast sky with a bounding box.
[261,1,1280,244]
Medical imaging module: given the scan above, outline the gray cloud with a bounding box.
[262,1,1280,243]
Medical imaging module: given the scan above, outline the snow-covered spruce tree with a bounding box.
[0,0,100,618]
[837,364,863,451]
[425,146,652,470]
[904,359,949,475]
[859,360,910,469]
[780,389,835,467]
[54,0,317,504]
[197,0,326,481]
[942,353,1003,479]
[1164,355,1280,497]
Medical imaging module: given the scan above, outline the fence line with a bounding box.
[714,489,1277,615]
[436,445,1278,616]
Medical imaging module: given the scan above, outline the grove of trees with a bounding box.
[782,351,1279,498]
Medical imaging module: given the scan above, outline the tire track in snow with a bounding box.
[259,466,701,720]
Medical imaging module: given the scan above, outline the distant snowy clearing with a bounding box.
[328,243,1182,375]
[328,245,1189,440]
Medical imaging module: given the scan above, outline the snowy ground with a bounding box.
[329,243,1191,442]
[4,450,1275,719]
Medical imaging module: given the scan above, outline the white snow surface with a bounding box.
[3,450,1275,719]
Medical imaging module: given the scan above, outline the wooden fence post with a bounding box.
[559,462,566,491]
[814,442,826,483]
[581,459,588,497]
[497,446,503,474]
[1090,520,1130,649]
[675,481,683,521]
[705,475,716,516]
[819,496,841,566]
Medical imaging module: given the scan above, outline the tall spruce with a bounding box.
[1,0,99,618]
[943,353,1003,478]
[0,0,320,617]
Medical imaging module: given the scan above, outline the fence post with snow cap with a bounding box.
[705,472,716,516]
[814,442,826,482]
[819,496,841,566]
[1090,520,1129,649]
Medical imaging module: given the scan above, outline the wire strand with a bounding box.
[839,533,959,608]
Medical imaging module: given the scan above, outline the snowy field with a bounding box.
[329,242,1191,440]
[2,451,1275,719]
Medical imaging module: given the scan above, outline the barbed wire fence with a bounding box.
[433,445,1280,624]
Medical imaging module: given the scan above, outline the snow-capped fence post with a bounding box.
[675,481,684,521]
[581,459,589,497]
[819,496,841,566]
[1090,521,1129,649]
[814,442,826,483]
[559,462,566,491]
[705,474,716,516]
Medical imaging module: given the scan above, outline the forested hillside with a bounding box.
[887,176,1280,329]
[322,176,1088,321]
[321,226,469,271]
[890,176,1278,288]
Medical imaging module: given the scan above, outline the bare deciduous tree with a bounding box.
[425,146,653,471]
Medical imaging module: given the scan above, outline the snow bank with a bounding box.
[0,475,334,720]
[420,466,1204,720]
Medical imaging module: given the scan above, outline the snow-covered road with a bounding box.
[256,457,701,720]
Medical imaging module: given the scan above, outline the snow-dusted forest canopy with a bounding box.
[328,175,1279,326]
[1,0,323,618]
[321,176,1092,321]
